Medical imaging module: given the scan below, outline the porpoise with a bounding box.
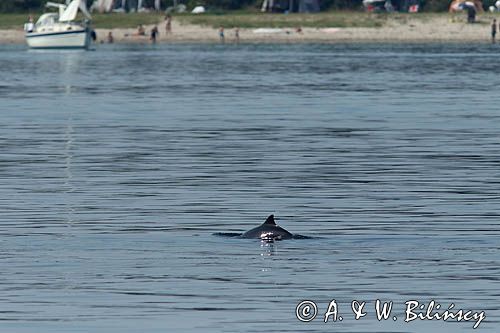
[241,214,293,241]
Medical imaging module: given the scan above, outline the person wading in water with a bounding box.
[150,26,159,44]
[492,19,497,44]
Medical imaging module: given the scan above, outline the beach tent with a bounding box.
[91,0,161,12]
[392,0,420,11]
[363,0,386,11]
[363,0,419,12]
[298,0,320,12]
[407,0,419,12]
[449,0,483,12]
[261,0,319,12]
[261,0,288,12]
[91,0,113,13]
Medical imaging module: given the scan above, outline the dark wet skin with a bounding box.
[241,214,293,240]
[214,214,312,241]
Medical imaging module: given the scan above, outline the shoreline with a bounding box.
[1,15,497,45]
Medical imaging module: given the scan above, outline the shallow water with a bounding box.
[0,43,499,332]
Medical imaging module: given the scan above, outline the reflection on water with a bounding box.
[260,241,277,257]
[0,43,499,332]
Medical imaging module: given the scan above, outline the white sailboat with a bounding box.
[25,0,92,49]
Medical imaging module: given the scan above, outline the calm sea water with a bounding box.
[0,42,499,332]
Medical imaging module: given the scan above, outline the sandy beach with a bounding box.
[1,14,497,45]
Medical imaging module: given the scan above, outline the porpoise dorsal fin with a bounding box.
[263,214,276,225]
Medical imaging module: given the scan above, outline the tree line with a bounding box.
[0,0,497,13]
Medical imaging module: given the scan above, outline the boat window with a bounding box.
[36,14,59,27]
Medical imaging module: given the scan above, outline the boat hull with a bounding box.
[26,29,90,49]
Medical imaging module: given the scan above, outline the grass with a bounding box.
[91,13,164,29]
[0,13,164,29]
[176,11,387,29]
[1,11,491,30]
[0,13,31,29]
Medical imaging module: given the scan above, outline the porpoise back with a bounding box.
[241,214,293,241]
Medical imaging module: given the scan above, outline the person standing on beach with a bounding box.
[24,16,34,33]
[165,14,172,34]
[107,31,114,44]
[138,25,146,36]
[234,27,240,43]
[492,19,497,43]
[466,5,476,23]
[219,26,225,43]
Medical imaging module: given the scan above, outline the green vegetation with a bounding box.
[1,6,497,31]
[1,11,491,30]
[6,11,379,30]
[2,0,500,13]
[0,13,165,29]
[0,14,30,29]
[0,0,42,13]
[1,1,349,13]
[176,12,386,29]
[92,13,164,29]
